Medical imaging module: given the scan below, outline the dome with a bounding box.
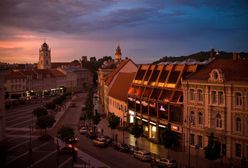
[41,42,49,49]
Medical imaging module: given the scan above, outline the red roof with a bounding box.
[187,58,248,82]
[5,71,26,79]
[109,72,135,102]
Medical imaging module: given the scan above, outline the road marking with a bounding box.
[58,157,72,168]
[7,140,29,152]
[6,127,36,131]
[3,141,51,167]
[6,116,32,123]
[7,118,33,127]
[31,150,57,167]
[6,134,39,138]
[33,141,51,151]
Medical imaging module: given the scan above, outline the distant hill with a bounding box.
[153,49,248,64]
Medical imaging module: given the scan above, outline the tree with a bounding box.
[33,107,48,118]
[53,96,63,105]
[92,112,101,125]
[108,113,120,141]
[36,115,55,135]
[131,120,143,149]
[204,133,219,160]
[162,123,180,158]
[57,126,75,143]
[45,102,56,110]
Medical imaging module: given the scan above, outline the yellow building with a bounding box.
[182,56,248,163]
[108,72,135,127]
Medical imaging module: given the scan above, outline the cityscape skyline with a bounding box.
[0,0,248,64]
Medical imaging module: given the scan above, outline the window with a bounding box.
[218,91,224,105]
[197,135,203,148]
[236,117,241,132]
[197,89,203,101]
[235,143,241,158]
[190,111,195,125]
[189,89,195,101]
[216,113,222,129]
[212,91,217,104]
[213,71,218,80]
[190,134,195,146]
[198,112,203,125]
[235,92,242,106]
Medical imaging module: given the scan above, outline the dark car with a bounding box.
[59,146,73,155]
[151,158,177,168]
[113,142,130,153]
[86,131,97,139]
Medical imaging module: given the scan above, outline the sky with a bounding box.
[0,0,247,64]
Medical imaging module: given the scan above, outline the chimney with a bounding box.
[233,53,240,61]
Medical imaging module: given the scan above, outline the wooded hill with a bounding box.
[153,49,248,64]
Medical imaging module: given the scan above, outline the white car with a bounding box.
[79,127,87,134]
[154,158,177,168]
[133,150,151,161]
[92,137,107,147]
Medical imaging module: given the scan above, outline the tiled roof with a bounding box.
[186,58,248,82]
[5,71,26,79]
[105,59,136,86]
[50,69,66,77]
[109,72,135,102]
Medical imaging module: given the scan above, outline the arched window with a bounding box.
[198,112,203,125]
[190,111,195,125]
[197,89,203,101]
[236,117,241,132]
[216,113,222,128]
[212,91,217,104]
[235,92,242,106]
[189,89,195,101]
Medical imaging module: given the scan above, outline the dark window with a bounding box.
[235,143,241,157]
[149,70,160,83]
[144,70,152,81]
[167,71,180,83]
[135,70,146,80]
[158,70,169,82]
[150,88,161,99]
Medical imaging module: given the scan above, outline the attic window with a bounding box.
[209,69,224,83]
[213,71,218,80]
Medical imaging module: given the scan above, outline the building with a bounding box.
[37,42,51,69]
[103,58,137,115]
[182,56,248,162]
[0,70,5,142]
[98,44,124,111]
[108,72,135,126]
[4,71,27,99]
[127,62,199,144]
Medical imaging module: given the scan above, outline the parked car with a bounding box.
[101,136,112,145]
[86,130,97,139]
[151,158,177,168]
[133,150,151,161]
[92,137,107,147]
[113,142,130,153]
[79,127,88,134]
[59,146,73,155]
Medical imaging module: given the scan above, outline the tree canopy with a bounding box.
[57,125,75,142]
[33,107,48,118]
[108,113,120,130]
[204,133,220,160]
[36,115,55,134]
[162,123,180,150]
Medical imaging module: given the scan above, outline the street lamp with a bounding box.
[184,115,193,168]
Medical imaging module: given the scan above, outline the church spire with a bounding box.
[115,43,122,62]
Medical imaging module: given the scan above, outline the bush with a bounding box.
[45,102,56,110]
[33,107,48,118]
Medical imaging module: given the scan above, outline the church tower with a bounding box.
[37,42,51,69]
[114,44,122,62]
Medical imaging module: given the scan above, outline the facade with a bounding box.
[182,57,248,161]
[103,58,137,115]
[0,70,5,142]
[4,71,27,99]
[37,42,51,69]
[127,63,198,144]
[108,72,135,126]
[98,44,124,112]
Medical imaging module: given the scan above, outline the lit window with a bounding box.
[218,91,224,105]
[236,117,241,132]
[216,113,222,129]
[235,92,242,106]
[197,89,203,102]
[198,112,203,125]
[235,143,241,158]
[189,89,195,101]
[212,91,217,104]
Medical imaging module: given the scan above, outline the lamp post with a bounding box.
[185,115,192,168]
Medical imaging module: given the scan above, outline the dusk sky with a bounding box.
[0,0,247,64]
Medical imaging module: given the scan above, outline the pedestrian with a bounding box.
[101,128,104,136]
